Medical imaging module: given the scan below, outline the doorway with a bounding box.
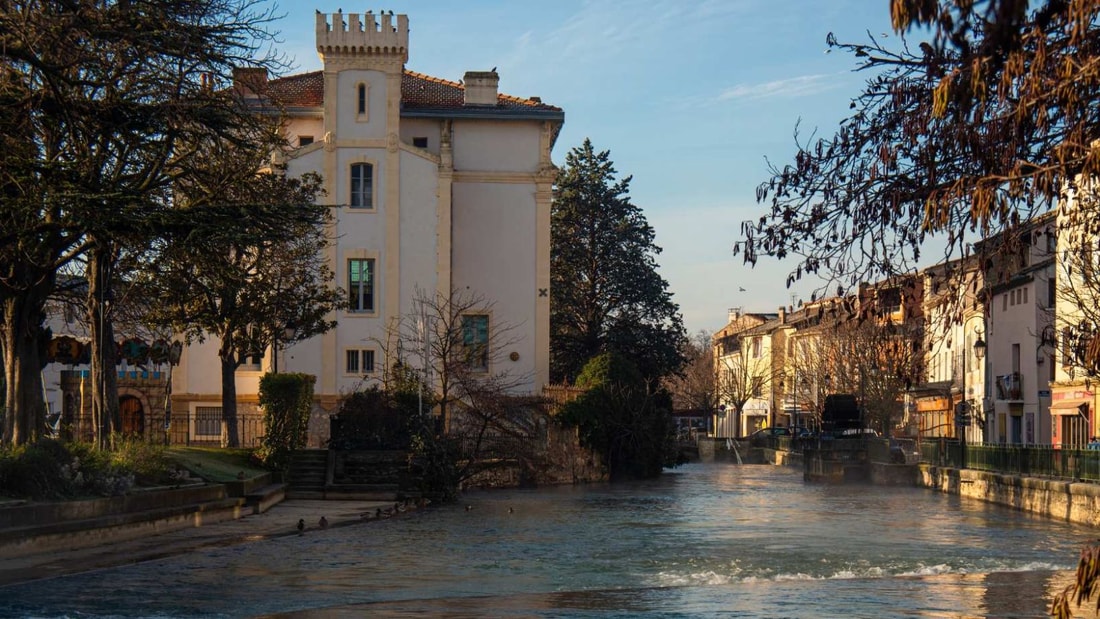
[120,395,145,437]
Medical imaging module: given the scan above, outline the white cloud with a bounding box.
[716,73,840,103]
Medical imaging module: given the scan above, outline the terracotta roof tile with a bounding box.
[264,69,560,113]
[265,71,324,107]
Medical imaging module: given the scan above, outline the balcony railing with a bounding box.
[995,372,1023,400]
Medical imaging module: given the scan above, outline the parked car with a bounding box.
[746,427,791,446]
[889,438,920,464]
[791,426,814,438]
[837,428,879,438]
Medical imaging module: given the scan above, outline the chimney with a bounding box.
[779,306,786,324]
[464,70,499,106]
[232,67,268,96]
[728,307,741,322]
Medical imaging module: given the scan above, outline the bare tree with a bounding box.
[818,318,923,436]
[371,287,547,495]
[716,351,780,436]
[662,330,716,413]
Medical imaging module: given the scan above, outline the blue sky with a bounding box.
[268,0,899,336]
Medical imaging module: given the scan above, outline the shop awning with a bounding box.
[1050,399,1090,414]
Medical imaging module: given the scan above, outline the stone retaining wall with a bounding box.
[917,465,1100,527]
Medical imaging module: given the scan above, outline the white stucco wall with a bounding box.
[335,70,389,140]
[287,118,324,147]
[451,181,538,393]
[400,118,441,155]
[452,121,540,171]
[398,151,441,315]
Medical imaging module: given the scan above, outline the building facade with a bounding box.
[167,12,563,443]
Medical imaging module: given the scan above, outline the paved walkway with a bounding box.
[0,498,406,587]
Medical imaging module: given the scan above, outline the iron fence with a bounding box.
[919,441,1100,482]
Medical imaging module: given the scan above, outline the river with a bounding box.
[3,462,1098,618]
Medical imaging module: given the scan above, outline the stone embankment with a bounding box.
[917,465,1100,528]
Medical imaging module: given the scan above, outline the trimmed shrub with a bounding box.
[256,372,316,470]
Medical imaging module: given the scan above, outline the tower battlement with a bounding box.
[316,11,409,62]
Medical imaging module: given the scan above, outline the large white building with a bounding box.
[169,12,563,443]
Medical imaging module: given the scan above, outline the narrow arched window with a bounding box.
[357,84,367,115]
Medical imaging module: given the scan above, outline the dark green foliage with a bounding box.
[256,373,315,471]
[560,352,681,480]
[329,387,414,450]
[1,0,289,446]
[550,139,687,384]
[0,438,171,500]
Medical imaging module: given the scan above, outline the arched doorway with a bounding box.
[120,395,145,437]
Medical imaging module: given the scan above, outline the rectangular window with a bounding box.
[350,163,374,209]
[412,136,428,148]
[195,407,222,437]
[1048,278,1056,308]
[298,135,314,147]
[1003,294,1008,312]
[241,351,263,371]
[462,314,489,371]
[1023,287,1028,304]
[1012,343,1020,373]
[345,349,375,374]
[348,258,375,312]
[357,84,367,115]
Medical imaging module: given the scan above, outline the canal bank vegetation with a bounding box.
[549,140,687,480]
[560,352,683,480]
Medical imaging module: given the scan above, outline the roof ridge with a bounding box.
[403,68,462,88]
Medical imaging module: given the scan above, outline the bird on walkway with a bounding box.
[296,519,305,534]
[508,507,514,514]
[319,516,329,529]
[376,507,383,518]
[465,504,473,512]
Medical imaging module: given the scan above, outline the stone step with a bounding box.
[244,483,287,514]
[0,495,248,559]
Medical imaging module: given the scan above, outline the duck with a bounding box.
[296,518,305,534]
[319,516,329,529]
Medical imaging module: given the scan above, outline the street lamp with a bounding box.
[972,334,986,444]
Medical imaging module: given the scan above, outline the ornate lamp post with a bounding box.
[973,334,986,444]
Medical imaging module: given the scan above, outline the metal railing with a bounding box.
[919,441,1100,482]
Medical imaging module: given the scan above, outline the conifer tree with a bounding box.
[551,139,686,384]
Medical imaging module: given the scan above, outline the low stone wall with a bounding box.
[917,465,1100,527]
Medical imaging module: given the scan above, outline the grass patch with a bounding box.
[167,447,269,483]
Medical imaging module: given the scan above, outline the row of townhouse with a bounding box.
[37,12,562,446]
[712,209,1094,448]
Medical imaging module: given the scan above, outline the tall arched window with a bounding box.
[357,83,368,117]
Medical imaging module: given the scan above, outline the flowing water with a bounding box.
[3,462,1099,618]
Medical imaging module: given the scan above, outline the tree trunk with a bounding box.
[87,244,121,449]
[219,339,241,447]
[1,288,49,446]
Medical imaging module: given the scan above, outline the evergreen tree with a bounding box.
[551,139,686,384]
[560,351,680,480]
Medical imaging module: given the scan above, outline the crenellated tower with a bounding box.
[315,10,409,67]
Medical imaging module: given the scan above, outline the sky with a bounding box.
[266,0,900,337]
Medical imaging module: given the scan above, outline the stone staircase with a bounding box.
[286,449,415,501]
[285,449,329,499]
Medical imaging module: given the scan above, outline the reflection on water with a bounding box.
[4,462,1100,618]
